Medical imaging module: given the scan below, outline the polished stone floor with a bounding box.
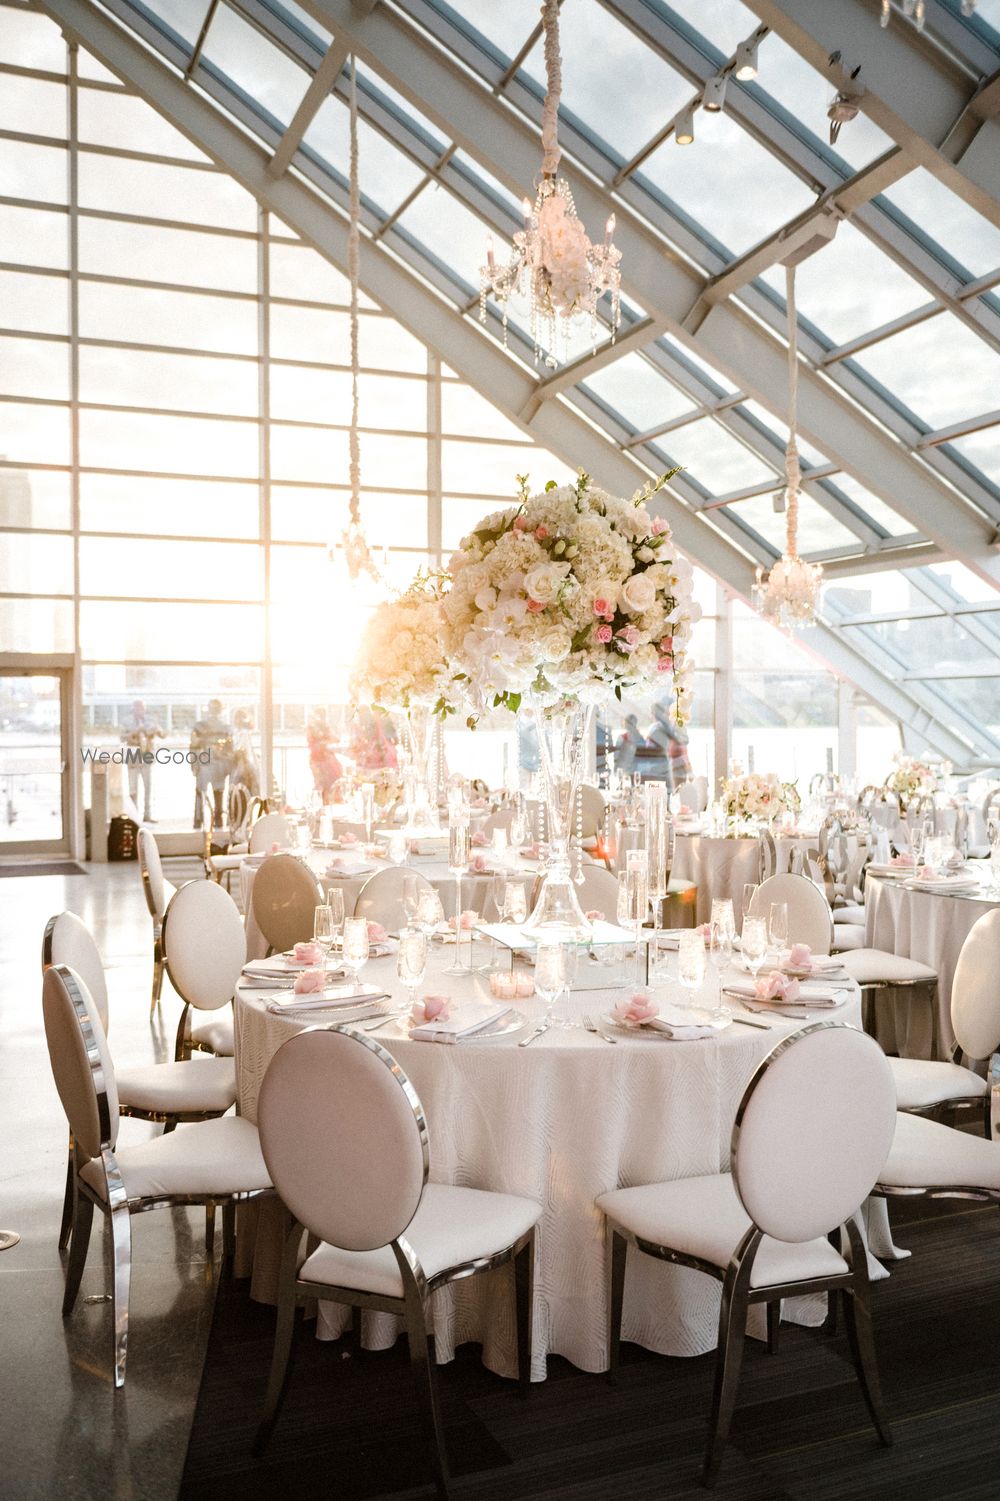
[0,857,215,1501]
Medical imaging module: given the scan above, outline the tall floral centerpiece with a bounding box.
[885,753,939,814]
[720,772,800,833]
[442,470,698,933]
[351,580,454,834]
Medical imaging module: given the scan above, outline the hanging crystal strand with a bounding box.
[784,262,801,570]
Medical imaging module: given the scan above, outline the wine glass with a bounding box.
[740,883,758,933]
[741,915,768,978]
[325,887,345,953]
[313,903,335,978]
[396,925,428,1014]
[503,880,528,927]
[402,871,422,927]
[416,886,444,935]
[677,928,706,1007]
[342,916,369,988]
[620,848,649,983]
[709,897,734,971]
[446,818,471,976]
[534,941,565,1025]
[387,830,408,867]
[492,869,508,922]
[767,901,788,957]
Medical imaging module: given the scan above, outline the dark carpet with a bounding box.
[0,861,88,877]
[181,1197,1000,1501]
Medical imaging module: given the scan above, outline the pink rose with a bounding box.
[595,623,613,645]
[449,908,478,931]
[513,515,528,531]
[788,942,812,969]
[593,596,612,617]
[407,839,421,855]
[527,599,545,613]
[270,841,281,854]
[367,921,388,943]
[293,968,326,994]
[471,853,491,873]
[585,909,605,922]
[656,657,673,672]
[340,831,358,845]
[471,830,488,846]
[755,971,800,1002]
[613,990,660,1028]
[616,626,639,650]
[890,853,914,867]
[660,635,674,652]
[651,516,668,534]
[535,525,549,539]
[293,941,321,963]
[917,864,938,881]
[411,993,451,1024]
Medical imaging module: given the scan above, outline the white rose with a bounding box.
[524,563,563,605]
[619,572,657,613]
[474,586,497,612]
[538,626,572,663]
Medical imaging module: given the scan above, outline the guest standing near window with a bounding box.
[190,699,232,827]
[122,699,163,823]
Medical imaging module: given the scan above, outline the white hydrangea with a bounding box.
[352,585,454,712]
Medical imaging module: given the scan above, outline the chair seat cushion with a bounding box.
[209,854,248,873]
[300,1184,541,1299]
[879,1111,1000,1191]
[81,1116,270,1202]
[831,924,866,952]
[834,904,866,924]
[596,1174,848,1289]
[839,949,938,986]
[116,1057,236,1114]
[888,1056,987,1111]
[190,1011,235,1056]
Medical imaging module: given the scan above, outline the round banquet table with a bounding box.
[864,868,999,1059]
[239,848,537,961]
[671,831,815,926]
[233,946,892,1382]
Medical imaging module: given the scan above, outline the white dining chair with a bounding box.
[42,911,239,1252]
[836,947,939,1052]
[248,812,293,853]
[354,867,434,931]
[42,963,271,1388]
[876,1110,1000,1214]
[748,872,833,955]
[250,852,324,955]
[887,908,1000,1131]
[253,1025,541,1496]
[575,862,619,919]
[577,782,606,840]
[137,825,174,1016]
[162,879,246,1062]
[597,1023,896,1485]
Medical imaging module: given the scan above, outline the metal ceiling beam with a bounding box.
[521,317,668,418]
[915,407,1000,449]
[32,0,986,764]
[266,33,350,179]
[290,0,1000,593]
[750,0,1000,227]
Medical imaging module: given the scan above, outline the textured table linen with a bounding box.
[672,833,813,925]
[234,948,883,1380]
[864,873,999,1058]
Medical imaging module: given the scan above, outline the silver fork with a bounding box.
[582,1013,617,1044]
[355,1009,407,1032]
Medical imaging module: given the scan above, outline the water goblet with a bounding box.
[740,884,758,933]
[445,818,471,976]
[396,925,428,1015]
[503,880,527,927]
[710,898,735,964]
[767,901,788,956]
[677,928,706,1007]
[741,915,768,978]
[342,916,370,988]
[313,903,335,978]
[416,886,444,935]
[387,830,408,867]
[325,887,345,951]
[534,941,565,1026]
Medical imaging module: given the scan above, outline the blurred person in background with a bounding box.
[122,699,163,823]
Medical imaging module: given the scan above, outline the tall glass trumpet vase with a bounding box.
[522,699,594,939]
[397,705,441,835]
[644,780,674,928]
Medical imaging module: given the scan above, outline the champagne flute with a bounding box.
[741,915,768,978]
[313,903,335,980]
[534,941,565,1026]
[396,925,428,1015]
[445,817,471,976]
[387,830,408,867]
[677,927,706,1008]
[492,869,508,923]
[342,915,370,989]
[326,887,345,953]
[623,848,649,983]
[402,871,421,927]
[767,901,788,957]
[711,898,735,964]
[740,883,758,934]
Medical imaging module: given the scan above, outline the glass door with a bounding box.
[0,672,69,854]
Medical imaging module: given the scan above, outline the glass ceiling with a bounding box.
[27,0,1000,759]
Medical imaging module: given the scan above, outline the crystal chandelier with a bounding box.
[479,0,622,365]
[753,264,823,628]
[333,55,381,585]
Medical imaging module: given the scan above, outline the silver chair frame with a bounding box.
[43,918,237,1253]
[254,1026,535,1501]
[896,1035,994,1139]
[53,965,271,1388]
[161,886,235,1063]
[137,831,167,1017]
[858,974,939,1060]
[603,1022,892,1487]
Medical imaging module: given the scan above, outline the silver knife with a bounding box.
[518,1020,550,1047]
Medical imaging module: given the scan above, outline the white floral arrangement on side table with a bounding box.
[440,470,699,720]
[720,772,800,827]
[350,579,455,715]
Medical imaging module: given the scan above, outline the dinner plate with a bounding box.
[601,1009,731,1040]
[392,1009,529,1043]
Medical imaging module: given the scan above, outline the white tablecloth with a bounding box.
[672,833,814,925]
[864,872,999,1058]
[234,947,884,1380]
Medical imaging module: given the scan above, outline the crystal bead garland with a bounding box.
[752,263,823,628]
[479,0,622,365]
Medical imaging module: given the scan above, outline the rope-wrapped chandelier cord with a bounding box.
[540,0,562,176]
[784,263,801,561]
[348,54,361,528]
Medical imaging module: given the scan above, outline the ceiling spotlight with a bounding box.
[734,34,759,81]
[674,102,696,145]
[703,73,728,112]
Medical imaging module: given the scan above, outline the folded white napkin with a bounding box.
[410,996,513,1043]
[243,956,313,976]
[906,874,980,891]
[643,1005,727,1040]
[324,859,377,878]
[265,984,389,1013]
[724,980,843,1008]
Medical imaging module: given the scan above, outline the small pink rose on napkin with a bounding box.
[339,831,358,845]
[366,921,388,943]
[585,909,605,922]
[916,864,938,881]
[270,841,281,854]
[293,941,321,964]
[470,852,492,873]
[366,843,387,859]
[755,971,800,1002]
[293,968,326,994]
[411,993,451,1024]
[521,842,544,861]
[471,830,488,847]
[788,942,812,970]
[613,991,660,1028]
[325,857,345,873]
[890,853,915,867]
[407,839,422,855]
[448,908,478,932]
